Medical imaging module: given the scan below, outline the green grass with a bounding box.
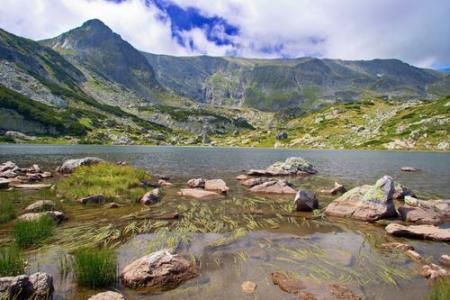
[74,247,117,288]
[56,162,152,202]
[0,246,25,276]
[13,215,55,248]
[0,198,16,223]
[428,278,450,300]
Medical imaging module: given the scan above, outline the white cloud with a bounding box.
[1,0,449,68]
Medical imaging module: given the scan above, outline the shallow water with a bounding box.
[0,145,449,299]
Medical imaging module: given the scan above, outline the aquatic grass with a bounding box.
[0,246,25,276]
[56,163,151,202]
[13,215,55,248]
[74,247,117,288]
[0,198,16,223]
[58,254,73,279]
[428,278,450,300]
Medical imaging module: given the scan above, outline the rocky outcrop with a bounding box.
[141,189,161,205]
[204,179,229,193]
[187,178,205,188]
[385,224,450,242]
[247,157,317,176]
[0,272,54,300]
[78,194,105,205]
[177,188,221,199]
[88,291,126,300]
[18,211,65,224]
[294,190,319,211]
[120,249,198,290]
[249,180,297,194]
[24,200,55,213]
[57,157,104,174]
[325,176,398,222]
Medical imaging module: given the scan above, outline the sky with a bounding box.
[0,0,449,69]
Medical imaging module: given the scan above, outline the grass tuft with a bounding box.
[74,247,117,288]
[428,278,450,300]
[13,215,55,248]
[0,198,16,223]
[0,246,25,276]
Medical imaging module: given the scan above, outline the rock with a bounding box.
[297,291,317,300]
[320,182,346,195]
[141,189,161,205]
[329,283,359,300]
[40,172,52,179]
[271,272,305,294]
[398,205,442,225]
[294,190,319,211]
[0,161,18,173]
[241,281,257,294]
[404,249,423,261]
[5,131,35,141]
[24,200,55,213]
[0,272,54,300]
[177,188,221,200]
[58,157,104,174]
[236,174,249,181]
[79,194,105,205]
[31,164,41,173]
[26,173,41,181]
[325,176,398,222]
[187,178,205,188]
[204,179,229,193]
[240,177,272,187]
[158,179,173,187]
[249,180,297,194]
[18,211,65,224]
[106,202,119,209]
[276,132,288,140]
[120,249,198,290]
[421,264,448,280]
[0,178,10,189]
[404,197,450,218]
[439,255,450,266]
[248,157,317,176]
[0,169,18,178]
[88,291,126,300]
[9,183,52,189]
[393,183,415,200]
[401,166,418,172]
[381,242,414,251]
[385,224,450,242]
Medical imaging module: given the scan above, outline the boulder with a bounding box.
[249,180,297,194]
[421,264,448,280]
[385,224,450,242]
[187,178,205,188]
[120,249,198,290]
[320,182,346,195]
[325,176,398,222]
[398,205,442,225]
[439,255,450,267]
[248,157,317,176]
[0,178,10,189]
[88,291,126,300]
[240,177,272,187]
[79,194,105,205]
[241,281,257,294]
[158,179,173,187]
[401,166,418,172]
[294,190,319,211]
[204,179,229,193]
[19,211,65,224]
[271,272,305,294]
[0,272,54,300]
[393,183,415,200]
[141,189,161,205]
[177,188,221,200]
[58,157,104,174]
[24,200,55,213]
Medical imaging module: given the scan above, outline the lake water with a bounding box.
[0,145,449,299]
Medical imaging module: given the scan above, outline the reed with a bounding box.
[0,246,24,276]
[74,247,117,288]
[13,215,54,248]
[0,198,16,223]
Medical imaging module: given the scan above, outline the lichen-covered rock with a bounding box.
[18,211,65,224]
[385,224,450,242]
[204,179,229,193]
[249,180,297,194]
[58,157,104,174]
[325,176,398,221]
[294,190,319,211]
[24,200,55,213]
[187,178,205,188]
[248,157,317,176]
[0,272,54,300]
[88,291,125,300]
[141,189,161,205]
[120,249,198,290]
[177,188,221,199]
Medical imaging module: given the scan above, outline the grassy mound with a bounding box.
[74,247,117,288]
[56,163,151,202]
[0,246,24,276]
[13,215,55,248]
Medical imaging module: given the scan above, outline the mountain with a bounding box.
[143,53,450,111]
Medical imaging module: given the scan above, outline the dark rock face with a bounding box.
[0,272,54,300]
[294,190,319,211]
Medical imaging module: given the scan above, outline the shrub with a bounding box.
[13,215,55,248]
[0,198,16,223]
[0,246,24,276]
[428,278,450,300]
[74,247,117,288]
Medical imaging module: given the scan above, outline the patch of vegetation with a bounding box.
[74,247,117,288]
[13,215,55,248]
[0,198,16,223]
[427,278,450,300]
[0,246,25,276]
[56,162,152,202]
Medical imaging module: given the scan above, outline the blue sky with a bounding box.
[1,0,450,69]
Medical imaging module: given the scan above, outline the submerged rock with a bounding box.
[0,272,54,300]
[249,180,297,194]
[187,178,205,188]
[24,200,55,213]
[248,157,317,176]
[19,211,65,224]
[294,190,319,211]
[79,194,105,205]
[58,157,104,174]
[141,189,161,205]
[120,249,198,290]
[177,188,221,199]
[204,179,229,193]
[385,224,450,242]
[88,291,125,300]
[241,281,257,294]
[325,176,398,222]
[271,272,305,294]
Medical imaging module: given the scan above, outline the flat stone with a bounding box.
[249,180,297,194]
[398,205,442,225]
[24,200,55,213]
[271,272,305,294]
[401,166,418,172]
[88,291,125,300]
[241,281,257,294]
[248,157,317,176]
[79,194,105,205]
[404,249,422,261]
[240,177,272,187]
[10,183,52,189]
[177,188,221,199]
[204,179,229,193]
[329,283,360,300]
[385,224,450,242]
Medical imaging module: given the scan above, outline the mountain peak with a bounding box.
[80,18,112,34]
